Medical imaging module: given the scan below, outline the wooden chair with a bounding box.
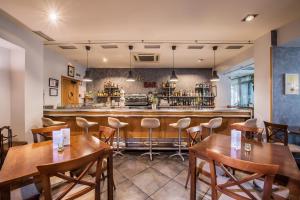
[0,126,27,166]
[37,148,109,200]
[185,125,220,188]
[230,123,264,142]
[207,149,279,200]
[264,121,300,154]
[264,121,288,146]
[91,126,116,189]
[31,124,68,143]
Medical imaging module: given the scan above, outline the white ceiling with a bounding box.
[1,0,300,68]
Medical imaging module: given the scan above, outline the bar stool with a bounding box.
[140,118,160,161]
[108,117,128,156]
[200,117,222,135]
[76,117,98,134]
[42,117,65,127]
[169,117,191,161]
[231,118,257,128]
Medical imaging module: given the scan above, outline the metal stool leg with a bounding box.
[169,128,187,162]
[114,128,124,157]
[141,128,159,161]
[84,127,88,134]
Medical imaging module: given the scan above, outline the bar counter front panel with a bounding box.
[44,108,251,148]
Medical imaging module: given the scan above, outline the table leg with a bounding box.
[0,185,10,200]
[107,151,114,200]
[189,151,196,200]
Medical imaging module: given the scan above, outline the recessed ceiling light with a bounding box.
[48,10,59,23]
[102,57,108,63]
[242,14,258,22]
[197,58,204,62]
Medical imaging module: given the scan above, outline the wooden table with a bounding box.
[0,134,114,200]
[189,134,300,200]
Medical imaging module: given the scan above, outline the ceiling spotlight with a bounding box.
[102,57,108,63]
[197,58,204,62]
[242,14,258,22]
[48,10,59,23]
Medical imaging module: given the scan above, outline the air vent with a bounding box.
[59,45,77,50]
[144,45,160,49]
[225,45,244,49]
[133,53,160,62]
[101,45,118,49]
[187,45,204,49]
[32,31,55,41]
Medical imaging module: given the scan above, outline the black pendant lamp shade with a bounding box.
[170,45,178,82]
[83,45,93,82]
[126,45,135,82]
[210,46,220,82]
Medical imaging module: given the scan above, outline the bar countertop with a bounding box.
[44,107,252,118]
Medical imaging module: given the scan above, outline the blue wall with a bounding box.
[272,47,300,144]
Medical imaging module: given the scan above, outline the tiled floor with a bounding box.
[11,151,212,200]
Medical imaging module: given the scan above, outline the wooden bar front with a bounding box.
[43,108,251,143]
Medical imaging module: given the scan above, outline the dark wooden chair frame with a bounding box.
[264,121,288,146]
[37,148,109,200]
[185,125,207,188]
[207,149,279,200]
[230,124,264,142]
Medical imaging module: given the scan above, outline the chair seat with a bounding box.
[51,121,66,126]
[119,122,128,128]
[86,121,98,127]
[200,122,210,128]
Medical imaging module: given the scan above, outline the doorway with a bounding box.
[61,76,80,106]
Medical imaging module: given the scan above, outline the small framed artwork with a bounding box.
[285,73,299,95]
[68,65,75,77]
[49,78,59,88]
[49,88,58,96]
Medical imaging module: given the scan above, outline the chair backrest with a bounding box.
[76,117,89,128]
[230,124,264,142]
[37,148,108,200]
[176,118,191,129]
[31,124,68,143]
[0,126,12,165]
[208,117,222,129]
[207,149,279,200]
[141,118,160,129]
[264,121,288,146]
[186,125,203,147]
[97,126,116,146]
[108,117,122,128]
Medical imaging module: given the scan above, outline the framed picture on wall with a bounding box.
[49,78,59,88]
[67,65,75,77]
[49,88,58,96]
[285,73,299,95]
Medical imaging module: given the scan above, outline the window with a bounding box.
[230,75,254,107]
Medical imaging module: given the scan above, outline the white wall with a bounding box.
[0,47,11,126]
[0,10,43,142]
[253,33,272,126]
[278,17,300,46]
[215,74,231,108]
[43,47,86,107]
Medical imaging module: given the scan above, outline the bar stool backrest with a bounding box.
[207,117,222,129]
[76,117,90,128]
[244,118,257,128]
[42,117,56,127]
[108,117,122,128]
[141,118,160,129]
[176,118,191,129]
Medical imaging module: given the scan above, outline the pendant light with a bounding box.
[210,46,220,82]
[170,45,178,82]
[82,45,93,82]
[126,45,135,82]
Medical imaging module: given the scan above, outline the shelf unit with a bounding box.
[195,83,217,108]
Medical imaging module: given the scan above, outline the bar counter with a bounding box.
[44,108,251,148]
